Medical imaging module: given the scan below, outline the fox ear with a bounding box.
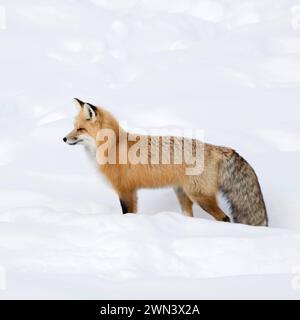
[83,103,97,121]
[74,98,84,111]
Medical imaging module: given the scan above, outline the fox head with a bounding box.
[63,98,101,148]
[63,98,121,160]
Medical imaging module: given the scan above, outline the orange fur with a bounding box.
[64,99,241,222]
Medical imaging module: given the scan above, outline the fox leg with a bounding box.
[189,193,230,222]
[119,191,137,214]
[174,187,194,217]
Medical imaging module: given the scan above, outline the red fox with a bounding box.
[63,98,268,226]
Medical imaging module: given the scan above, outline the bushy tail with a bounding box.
[219,151,268,226]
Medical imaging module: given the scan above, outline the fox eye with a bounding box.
[77,128,86,132]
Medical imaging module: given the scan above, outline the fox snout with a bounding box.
[63,136,77,145]
[63,132,83,145]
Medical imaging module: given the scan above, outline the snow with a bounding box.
[0,0,300,299]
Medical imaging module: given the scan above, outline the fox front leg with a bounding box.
[119,191,138,214]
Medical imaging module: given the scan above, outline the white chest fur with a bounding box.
[79,135,97,163]
[81,136,111,186]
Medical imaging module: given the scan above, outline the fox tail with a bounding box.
[219,151,268,226]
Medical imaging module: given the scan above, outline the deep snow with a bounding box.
[0,0,300,299]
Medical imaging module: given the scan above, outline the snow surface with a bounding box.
[1,0,300,299]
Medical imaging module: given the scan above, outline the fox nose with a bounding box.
[63,137,67,143]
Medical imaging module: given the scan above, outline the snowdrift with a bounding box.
[1,0,300,299]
